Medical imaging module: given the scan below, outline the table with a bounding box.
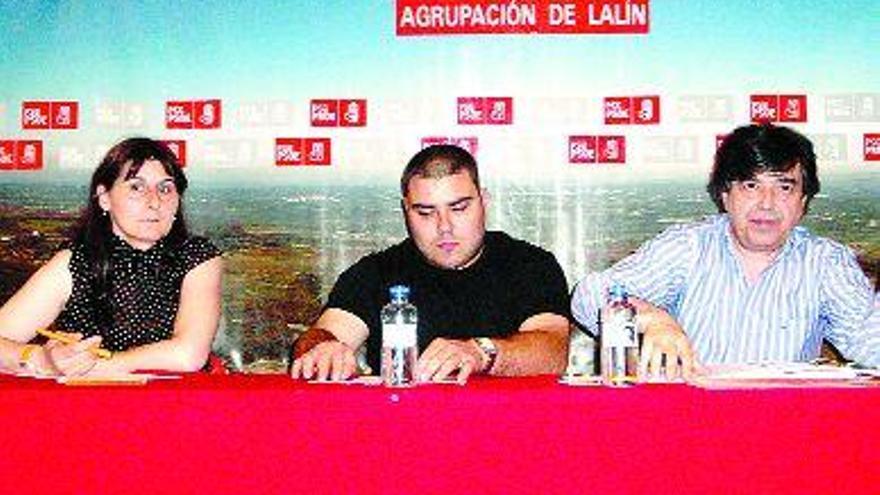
[1,374,878,494]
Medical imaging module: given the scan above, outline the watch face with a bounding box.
[477,337,497,356]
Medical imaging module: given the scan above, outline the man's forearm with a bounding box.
[291,327,338,360]
[491,328,570,376]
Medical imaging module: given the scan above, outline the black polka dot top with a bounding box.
[56,235,221,352]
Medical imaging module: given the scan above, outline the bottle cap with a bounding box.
[389,285,410,302]
[608,282,628,302]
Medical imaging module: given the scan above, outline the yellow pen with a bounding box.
[36,329,112,359]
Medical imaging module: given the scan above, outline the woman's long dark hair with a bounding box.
[69,138,190,323]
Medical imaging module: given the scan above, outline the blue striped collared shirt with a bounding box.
[571,214,880,367]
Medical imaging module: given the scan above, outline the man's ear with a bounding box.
[480,187,491,208]
[96,184,111,212]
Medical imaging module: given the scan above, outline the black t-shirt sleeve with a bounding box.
[324,255,381,330]
[509,248,571,326]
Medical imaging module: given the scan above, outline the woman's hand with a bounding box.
[44,333,103,376]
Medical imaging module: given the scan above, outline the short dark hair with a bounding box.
[707,124,820,212]
[400,145,480,197]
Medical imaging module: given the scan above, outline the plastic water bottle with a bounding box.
[381,285,418,387]
[600,283,639,386]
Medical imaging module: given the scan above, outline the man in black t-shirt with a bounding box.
[290,145,570,383]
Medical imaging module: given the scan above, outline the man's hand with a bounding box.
[636,309,698,381]
[290,340,357,381]
[416,338,484,385]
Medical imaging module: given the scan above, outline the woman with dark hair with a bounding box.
[0,137,223,376]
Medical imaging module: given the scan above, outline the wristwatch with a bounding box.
[474,337,498,374]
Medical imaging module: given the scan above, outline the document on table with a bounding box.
[691,362,880,389]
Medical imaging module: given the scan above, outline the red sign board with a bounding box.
[597,135,626,163]
[0,140,16,169]
[864,134,880,161]
[605,96,659,125]
[21,101,51,129]
[194,99,222,129]
[421,136,479,157]
[161,140,187,167]
[276,138,305,166]
[339,99,367,127]
[16,140,43,169]
[166,100,221,129]
[51,101,79,129]
[166,101,195,129]
[275,138,331,166]
[396,0,650,36]
[568,136,598,163]
[779,94,807,123]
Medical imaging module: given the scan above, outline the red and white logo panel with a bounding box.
[311,100,339,127]
[632,95,660,124]
[22,101,51,129]
[161,140,187,167]
[750,95,779,123]
[597,136,626,163]
[457,97,485,125]
[338,99,367,127]
[16,140,43,170]
[304,138,331,166]
[51,101,79,129]
[779,94,807,123]
[568,136,598,164]
[485,97,513,125]
[194,99,222,129]
[603,97,631,125]
[166,101,194,129]
[420,136,479,157]
[864,134,880,161]
[275,138,305,166]
[0,140,16,170]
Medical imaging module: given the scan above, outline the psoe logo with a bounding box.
[310,100,339,127]
[16,140,43,169]
[597,135,626,163]
[750,94,808,123]
[750,95,779,123]
[275,138,331,166]
[166,99,221,129]
[604,96,659,125]
[194,99,222,129]
[339,99,367,127]
[568,136,598,164]
[166,101,194,129]
[51,101,79,129]
[779,95,807,122]
[864,133,880,161]
[0,140,43,170]
[0,140,16,169]
[161,140,187,167]
[457,97,485,125]
[310,99,367,127]
[21,101,51,129]
[421,136,479,157]
[603,97,630,125]
[457,97,514,126]
[632,96,660,124]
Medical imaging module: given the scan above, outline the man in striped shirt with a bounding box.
[571,124,879,379]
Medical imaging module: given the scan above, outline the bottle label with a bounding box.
[602,311,637,348]
[383,323,417,348]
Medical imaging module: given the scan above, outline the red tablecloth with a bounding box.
[1,374,877,494]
